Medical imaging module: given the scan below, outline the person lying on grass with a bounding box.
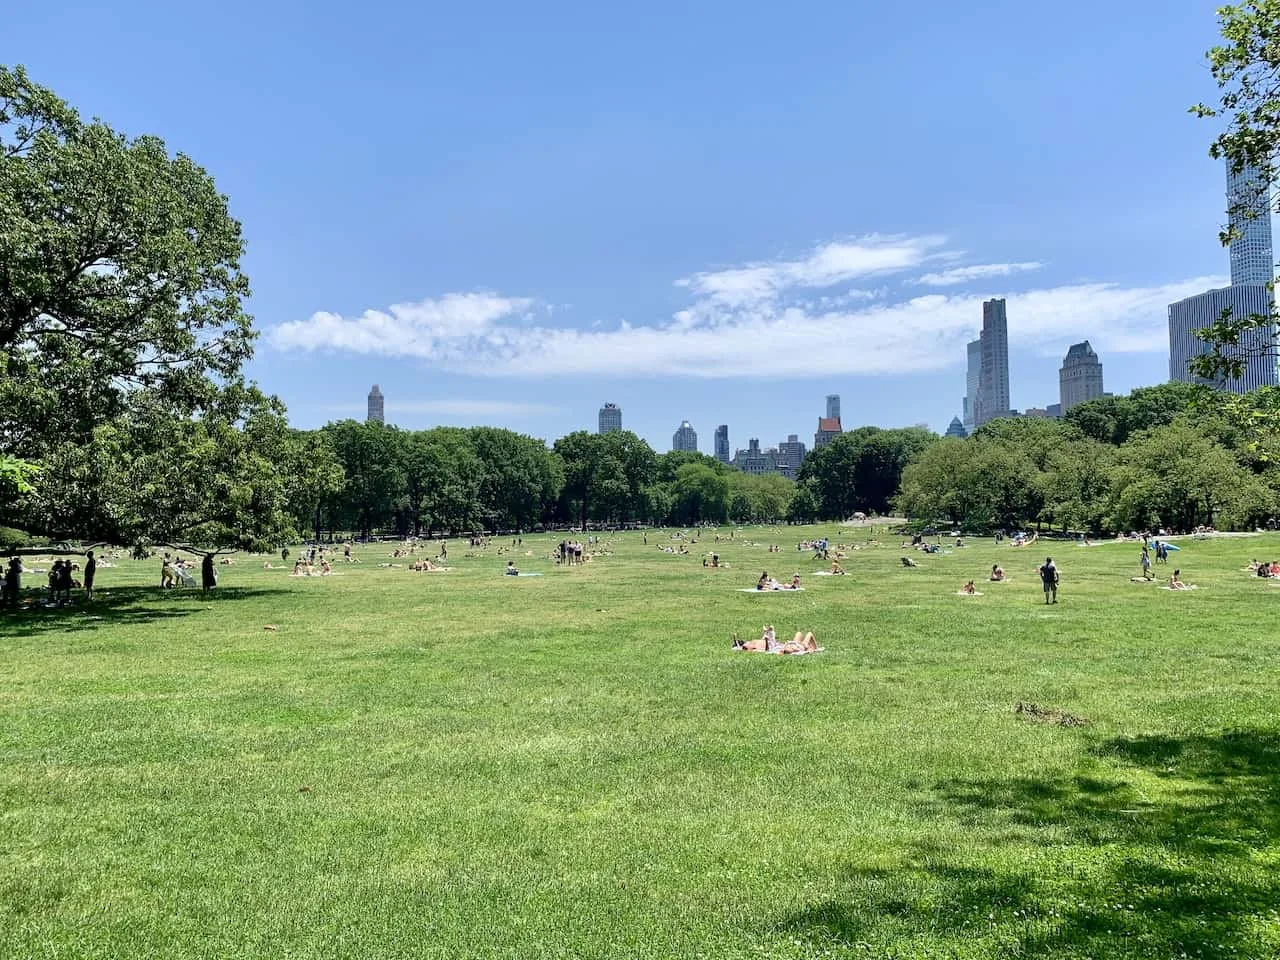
[1168,569,1191,590]
[900,557,919,568]
[732,627,820,654]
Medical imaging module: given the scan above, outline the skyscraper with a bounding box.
[825,394,841,422]
[777,434,807,474]
[945,416,967,438]
[1228,160,1274,285]
[974,299,1010,427]
[714,425,730,463]
[672,420,698,452]
[963,338,981,431]
[1169,285,1277,391]
[367,385,385,424]
[1168,157,1278,393]
[598,402,622,434]
[1058,341,1105,413]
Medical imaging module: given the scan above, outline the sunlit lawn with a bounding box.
[2,526,1279,959]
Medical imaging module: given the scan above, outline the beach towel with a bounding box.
[736,587,805,593]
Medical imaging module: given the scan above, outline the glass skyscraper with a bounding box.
[714,425,730,463]
[598,402,622,434]
[1168,158,1278,393]
[672,420,698,452]
[1228,161,1275,285]
[974,299,1010,427]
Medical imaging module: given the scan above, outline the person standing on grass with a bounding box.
[201,552,217,594]
[3,556,22,606]
[1140,547,1152,580]
[1039,557,1059,604]
[84,551,97,603]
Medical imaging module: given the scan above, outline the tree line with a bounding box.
[8,27,1280,551]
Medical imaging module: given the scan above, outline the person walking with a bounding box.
[201,553,217,595]
[2,556,21,607]
[1038,556,1059,604]
[84,550,97,602]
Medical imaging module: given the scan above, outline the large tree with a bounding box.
[0,65,255,457]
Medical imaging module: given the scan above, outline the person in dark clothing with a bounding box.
[1038,557,1059,604]
[201,553,217,594]
[3,556,22,606]
[84,551,97,602]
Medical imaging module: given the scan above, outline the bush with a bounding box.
[0,526,31,552]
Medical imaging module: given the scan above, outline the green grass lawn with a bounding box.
[3,526,1279,959]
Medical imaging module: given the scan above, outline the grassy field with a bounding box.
[2,526,1279,959]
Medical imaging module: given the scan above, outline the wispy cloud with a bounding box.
[271,292,532,356]
[916,261,1044,287]
[269,235,1221,379]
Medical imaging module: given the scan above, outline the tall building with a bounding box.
[945,416,967,439]
[598,402,622,434]
[1169,284,1278,391]
[1058,341,1105,413]
[825,394,841,422]
[1228,160,1275,285]
[672,420,698,452]
[367,384,385,424]
[714,425,730,463]
[1168,157,1278,393]
[777,434,807,474]
[974,299,1011,426]
[814,417,841,450]
[963,338,981,431]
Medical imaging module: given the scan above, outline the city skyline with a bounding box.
[36,4,1258,442]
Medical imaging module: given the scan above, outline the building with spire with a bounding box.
[598,402,622,434]
[367,385,385,424]
[945,416,967,438]
[1059,341,1104,413]
[672,420,698,452]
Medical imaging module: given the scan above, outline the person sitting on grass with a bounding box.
[1168,569,1190,590]
[505,561,520,576]
[756,571,772,590]
[789,573,801,589]
[989,564,1006,582]
[831,559,845,575]
[961,580,977,595]
[320,559,332,575]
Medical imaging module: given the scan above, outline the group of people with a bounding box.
[732,625,821,655]
[755,571,802,591]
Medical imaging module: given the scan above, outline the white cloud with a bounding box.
[916,262,1044,286]
[678,235,946,309]
[271,292,532,356]
[269,235,1224,380]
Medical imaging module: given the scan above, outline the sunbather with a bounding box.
[989,564,1006,581]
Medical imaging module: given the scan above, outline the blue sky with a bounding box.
[7,1,1243,452]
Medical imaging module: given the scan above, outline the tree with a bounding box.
[282,431,345,542]
[669,464,729,525]
[467,427,561,531]
[0,65,255,457]
[27,384,296,550]
[797,427,936,519]
[1106,421,1272,532]
[324,420,407,539]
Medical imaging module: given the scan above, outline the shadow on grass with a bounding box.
[0,586,290,638]
[777,730,1280,959]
